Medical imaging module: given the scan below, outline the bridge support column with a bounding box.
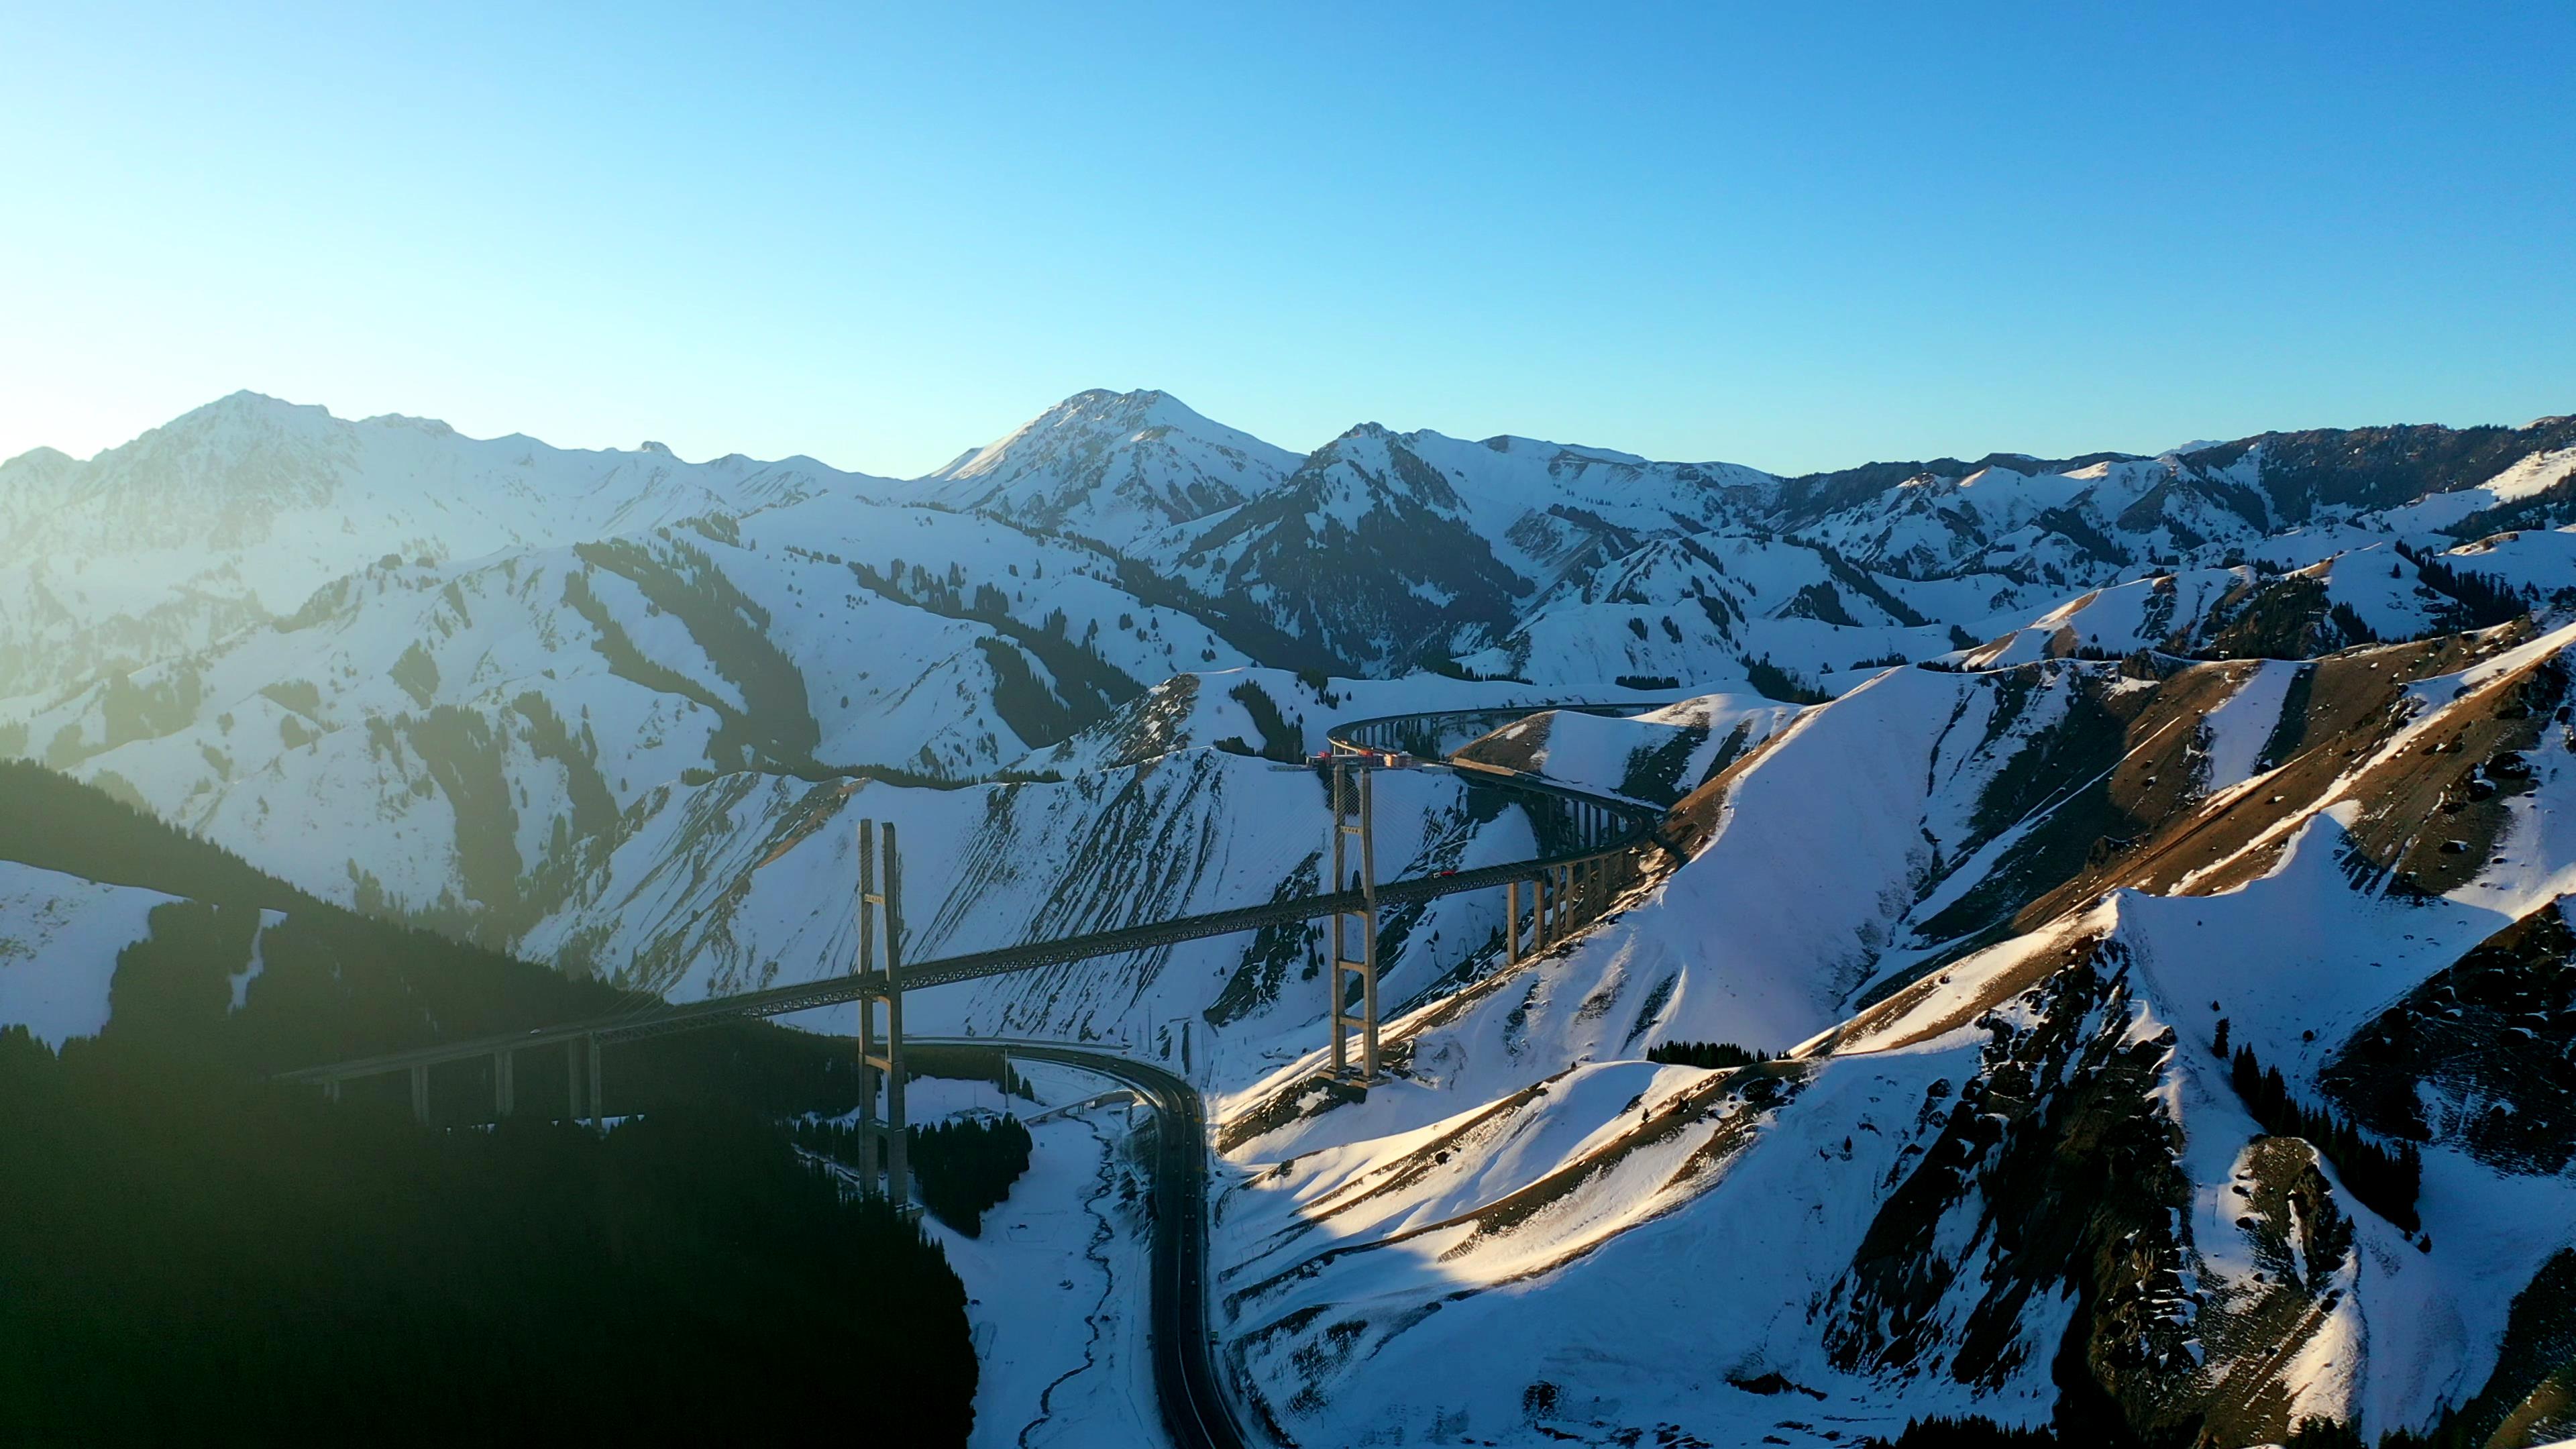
[1328,757,1381,1083]
[410,1064,429,1125]
[586,1034,604,1131]
[1505,879,1523,963]
[323,1079,341,1104]
[853,818,911,1202]
[566,1037,584,1122]
[494,1048,515,1118]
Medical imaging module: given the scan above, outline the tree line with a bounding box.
[796,1114,1036,1237]
[2394,541,2531,631]
[1647,1040,1771,1070]
[2224,1034,2422,1234]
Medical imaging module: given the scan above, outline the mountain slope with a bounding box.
[1200,625,2576,1447]
[0,391,893,700]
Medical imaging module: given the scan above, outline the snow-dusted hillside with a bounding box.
[1,407,1263,942]
[1459,531,1986,691]
[0,861,193,1045]
[1197,624,2576,1448]
[14,388,2576,1444]
[1447,692,1803,806]
[1131,425,1781,672]
[0,391,896,700]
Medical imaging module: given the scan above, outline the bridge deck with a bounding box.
[278,705,1672,1085]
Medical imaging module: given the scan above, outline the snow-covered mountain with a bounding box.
[0,391,893,700]
[13,388,2576,1444]
[902,388,1301,551]
[1133,425,1780,672]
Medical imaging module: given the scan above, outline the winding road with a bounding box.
[944,1041,1246,1449]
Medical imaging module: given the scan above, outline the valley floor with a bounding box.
[920,1063,1165,1449]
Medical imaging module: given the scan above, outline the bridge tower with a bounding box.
[853,818,910,1203]
[1328,755,1381,1083]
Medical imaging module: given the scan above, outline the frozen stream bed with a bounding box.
[914,1061,1167,1449]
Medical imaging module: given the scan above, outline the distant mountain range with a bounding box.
[7,388,2576,1445]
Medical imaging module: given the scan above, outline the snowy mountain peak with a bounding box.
[0,445,76,474]
[170,388,335,435]
[904,387,1300,547]
[938,388,1180,466]
[1044,385,1181,425]
[928,387,1279,483]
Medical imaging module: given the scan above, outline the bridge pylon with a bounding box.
[853,817,910,1203]
[1327,755,1382,1083]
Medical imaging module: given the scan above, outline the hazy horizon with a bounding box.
[13,380,2573,486]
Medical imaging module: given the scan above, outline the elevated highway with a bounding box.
[278,702,1672,1085]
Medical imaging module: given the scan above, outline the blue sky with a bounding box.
[6,2,2572,477]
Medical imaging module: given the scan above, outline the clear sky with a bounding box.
[7,2,2573,479]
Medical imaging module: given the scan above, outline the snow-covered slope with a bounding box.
[1449,692,1803,806]
[0,861,184,1045]
[0,391,895,700]
[519,740,1556,1091]
[1,422,1264,943]
[1201,623,2576,1448]
[1460,531,1979,690]
[1131,425,1781,673]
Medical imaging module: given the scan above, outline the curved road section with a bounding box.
[925,1039,1244,1449]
